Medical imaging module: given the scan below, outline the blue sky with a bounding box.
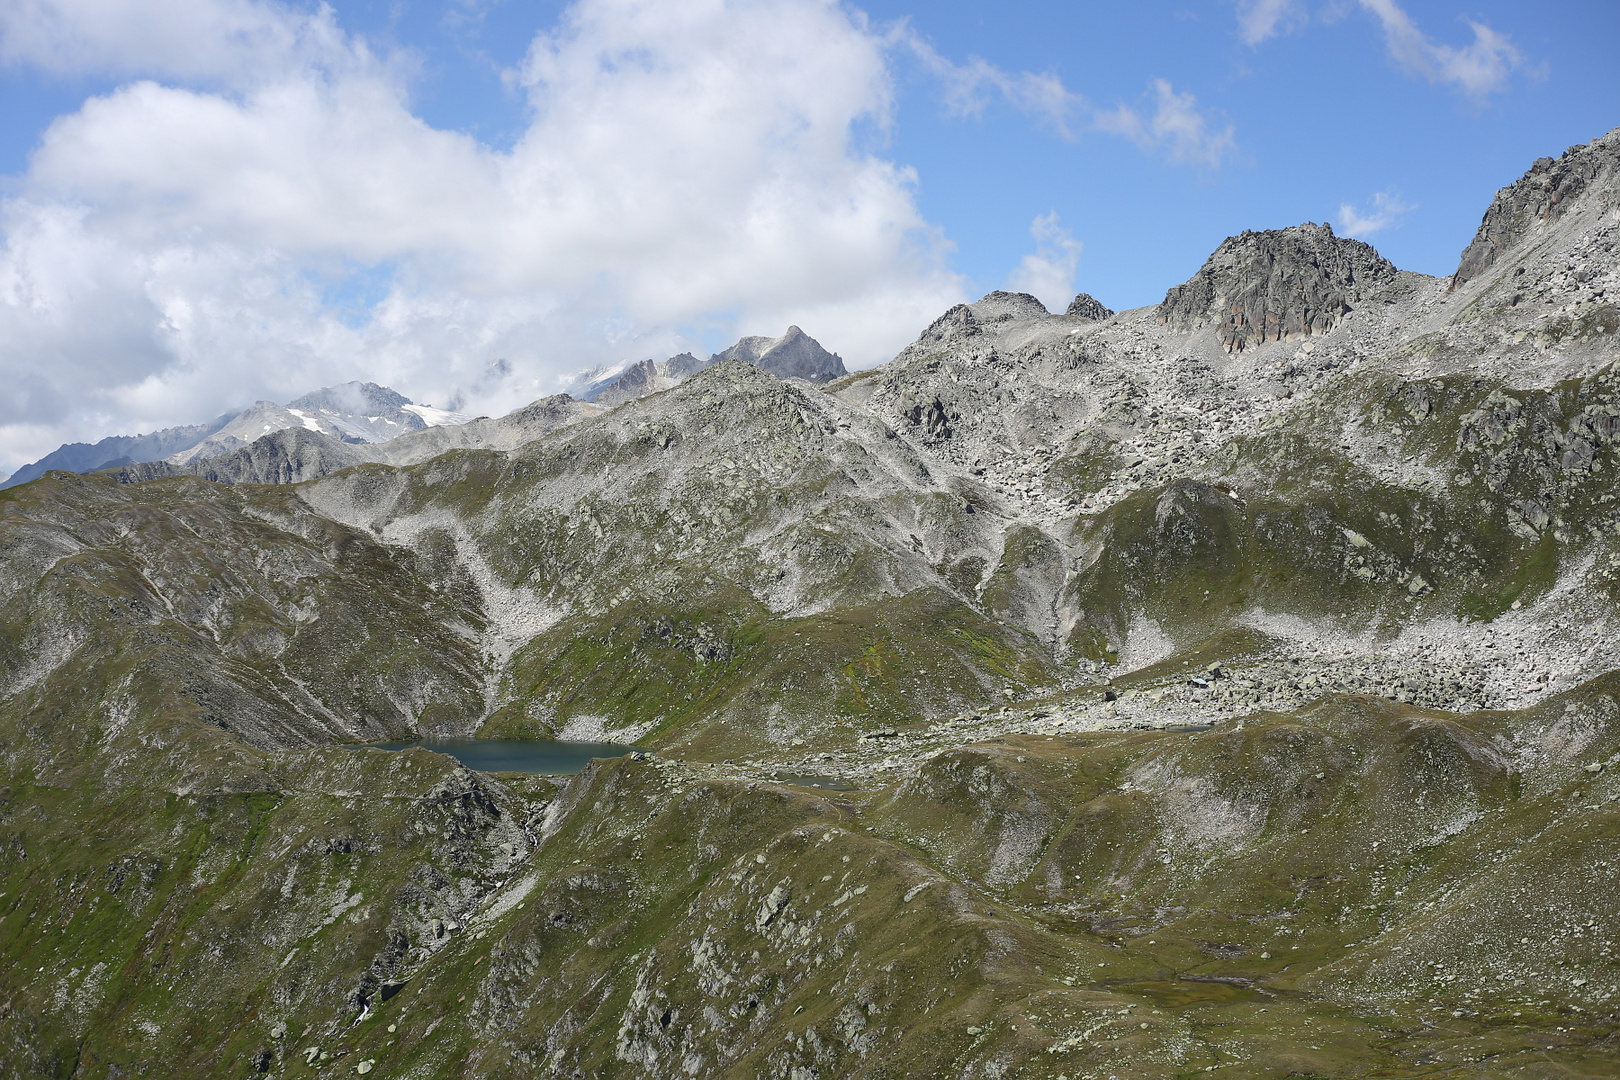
[0,0,1616,470]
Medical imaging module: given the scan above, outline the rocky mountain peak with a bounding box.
[287,381,411,415]
[711,325,847,383]
[593,359,664,407]
[1158,221,1398,353]
[1064,292,1113,320]
[663,351,708,378]
[1452,126,1620,290]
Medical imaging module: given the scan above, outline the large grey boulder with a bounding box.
[1158,222,1397,353]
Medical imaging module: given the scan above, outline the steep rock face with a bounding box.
[1453,128,1620,289]
[592,359,670,407]
[661,350,708,378]
[1065,292,1114,320]
[712,325,847,383]
[1158,222,1398,352]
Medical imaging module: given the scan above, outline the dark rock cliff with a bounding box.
[1158,222,1397,352]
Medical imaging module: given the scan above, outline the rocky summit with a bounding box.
[3,128,1620,1080]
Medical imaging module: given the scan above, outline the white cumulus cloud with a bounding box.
[0,0,967,467]
[1357,0,1522,98]
[1336,190,1415,238]
[1006,212,1081,314]
[1095,79,1236,169]
[0,0,353,82]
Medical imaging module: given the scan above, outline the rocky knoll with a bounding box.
[1065,291,1114,320]
[1157,221,1398,352]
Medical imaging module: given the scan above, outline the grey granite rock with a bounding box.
[1065,293,1114,320]
[662,351,709,378]
[1157,222,1397,353]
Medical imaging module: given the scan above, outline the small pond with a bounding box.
[371,739,639,776]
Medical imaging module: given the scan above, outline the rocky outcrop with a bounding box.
[1453,128,1620,289]
[712,325,847,383]
[1158,222,1397,352]
[1065,292,1114,320]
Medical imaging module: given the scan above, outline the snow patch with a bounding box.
[402,403,474,427]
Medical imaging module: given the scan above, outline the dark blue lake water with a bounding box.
[371,739,638,775]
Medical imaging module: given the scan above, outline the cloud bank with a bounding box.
[0,0,967,466]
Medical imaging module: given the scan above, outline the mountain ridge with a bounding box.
[1,380,469,489]
[1,126,1619,1079]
